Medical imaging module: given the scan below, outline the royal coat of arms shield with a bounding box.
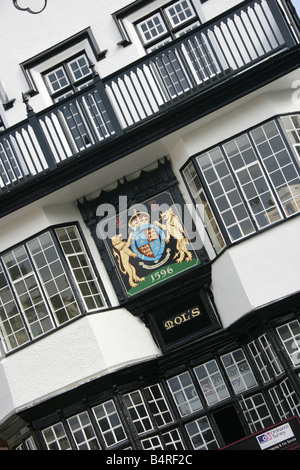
[100,191,201,297]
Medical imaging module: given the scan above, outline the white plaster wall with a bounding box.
[0,0,243,126]
[212,217,300,328]
[201,0,244,21]
[0,309,160,423]
[0,364,14,424]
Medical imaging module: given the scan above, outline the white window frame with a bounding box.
[277,320,300,367]
[44,53,93,102]
[144,383,174,427]
[67,411,101,450]
[185,416,219,450]
[193,359,230,406]
[0,225,106,353]
[221,349,257,394]
[240,393,274,433]
[124,390,154,434]
[167,371,203,417]
[164,0,197,29]
[93,399,127,447]
[42,423,72,450]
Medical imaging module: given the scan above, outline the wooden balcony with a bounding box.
[0,0,299,205]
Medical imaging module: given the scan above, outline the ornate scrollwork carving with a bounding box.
[13,0,48,14]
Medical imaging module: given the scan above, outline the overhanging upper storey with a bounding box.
[0,0,299,217]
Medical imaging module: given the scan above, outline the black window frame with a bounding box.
[13,314,300,450]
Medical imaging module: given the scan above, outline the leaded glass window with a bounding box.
[93,400,127,447]
[0,225,106,352]
[167,371,203,417]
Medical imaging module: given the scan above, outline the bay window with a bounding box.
[0,225,106,352]
[182,115,300,252]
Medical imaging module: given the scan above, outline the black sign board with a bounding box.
[147,289,218,351]
[221,417,300,451]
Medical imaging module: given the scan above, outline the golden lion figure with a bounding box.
[111,232,146,288]
[154,208,193,263]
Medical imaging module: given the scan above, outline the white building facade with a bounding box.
[0,0,299,450]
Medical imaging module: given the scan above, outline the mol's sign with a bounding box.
[221,417,300,451]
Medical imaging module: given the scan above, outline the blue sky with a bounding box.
[293,0,300,16]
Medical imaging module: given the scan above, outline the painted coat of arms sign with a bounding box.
[101,191,200,297]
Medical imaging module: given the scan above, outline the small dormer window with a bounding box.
[165,0,196,29]
[136,0,200,51]
[44,53,93,102]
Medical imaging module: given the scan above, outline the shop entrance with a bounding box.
[213,405,246,446]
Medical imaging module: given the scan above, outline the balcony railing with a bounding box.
[0,0,298,193]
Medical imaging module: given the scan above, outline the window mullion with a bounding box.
[0,259,32,348]
[139,384,159,433]
[51,229,86,314]
[192,159,232,245]
[24,245,58,329]
[276,115,300,167]
[247,130,286,220]
[221,144,260,232]
[5,246,56,337]
[114,392,142,450]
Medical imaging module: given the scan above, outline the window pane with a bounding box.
[281,114,300,162]
[67,411,101,450]
[248,341,272,383]
[224,134,282,228]
[0,265,30,351]
[55,226,105,311]
[277,320,300,367]
[93,400,127,447]
[185,417,219,450]
[165,0,196,28]
[242,394,274,433]
[144,384,173,427]
[142,435,164,450]
[251,121,300,217]
[162,429,185,450]
[124,390,153,434]
[27,232,81,324]
[167,372,202,417]
[42,423,72,450]
[183,162,225,253]
[68,55,91,82]
[137,14,167,44]
[194,360,230,405]
[259,334,283,376]
[196,149,255,241]
[221,349,257,394]
[45,66,69,94]
[2,248,54,339]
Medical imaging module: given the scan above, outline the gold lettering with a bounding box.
[191,307,201,318]
[164,320,174,330]
[163,306,201,331]
[181,312,191,322]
